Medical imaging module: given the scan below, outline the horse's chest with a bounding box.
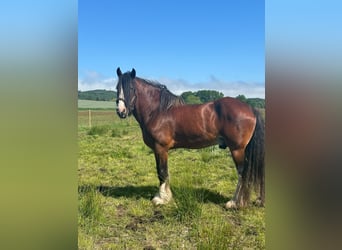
[141,130,155,148]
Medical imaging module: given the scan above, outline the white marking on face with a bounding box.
[117,87,126,113]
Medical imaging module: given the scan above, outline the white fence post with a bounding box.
[88,109,91,128]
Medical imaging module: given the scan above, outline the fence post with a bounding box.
[88,109,91,128]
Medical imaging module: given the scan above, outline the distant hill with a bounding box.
[78,90,117,101]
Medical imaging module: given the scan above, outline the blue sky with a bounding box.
[79,0,265,98]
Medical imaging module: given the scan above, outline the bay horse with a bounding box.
[115,68,264,209]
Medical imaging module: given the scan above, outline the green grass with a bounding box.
[78,99,116,110]
[87,125,110,136]
[78,111,265,249]
[171,172,205,223]
[78,185,103,231]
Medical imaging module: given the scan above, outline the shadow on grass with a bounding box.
[79,185,228,205]
[99,185,156,200]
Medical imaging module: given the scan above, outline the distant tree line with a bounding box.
[78,89,265,108]
[78,90,116,101]
[235,94,265,109]
[181,90,224,104]
[182,91,265,109]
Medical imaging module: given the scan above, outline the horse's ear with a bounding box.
[116,67,122,77]
[131,68,136,78]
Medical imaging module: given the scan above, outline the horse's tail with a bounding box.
[242,108,265,205]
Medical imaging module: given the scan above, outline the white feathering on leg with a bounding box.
[225,176,242,209]
[152,183,172,205]
[225,200,237,209]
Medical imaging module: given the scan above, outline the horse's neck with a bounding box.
[133,80,161,125]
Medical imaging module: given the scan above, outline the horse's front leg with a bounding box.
[152,145,172,205]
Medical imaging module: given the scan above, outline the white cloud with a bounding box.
[78,71,265,99]
[158,77,265,99]
[78,71,116,91]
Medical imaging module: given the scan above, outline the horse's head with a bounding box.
[115,67,136,118]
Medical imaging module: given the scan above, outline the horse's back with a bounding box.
[170,96,255,135]
[148,97,256,150]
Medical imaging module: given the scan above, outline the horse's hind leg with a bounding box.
[152,145,172,205]
[226,148,248,209]
[226,175,242,209]
[255,176,265,207]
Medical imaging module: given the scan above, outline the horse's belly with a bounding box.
[173,134,218,149]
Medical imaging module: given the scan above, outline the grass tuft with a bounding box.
[200,146,220,162]
[87,125,110,136]
[111,128,121,137]
[197,219,240,250]
[121,128,129,136]
[200,151,212,162]
[171,173,205,223]
[79,186,103,227]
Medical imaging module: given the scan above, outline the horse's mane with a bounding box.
[139,78,185,111]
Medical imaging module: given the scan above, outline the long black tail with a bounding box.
[242,108,265,205]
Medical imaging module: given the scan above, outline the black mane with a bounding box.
[139,78,185,111]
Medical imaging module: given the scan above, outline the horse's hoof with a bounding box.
[152,183,172,206]
[254,197,265,207]
[152,196,165,206]
[152,195,170,206]
[225,200,238,209]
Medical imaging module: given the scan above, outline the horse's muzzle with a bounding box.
[116,98,128,118]
[116,109,127,119]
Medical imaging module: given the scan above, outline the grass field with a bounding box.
[78,110,265,249]
[78,99,116,110]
